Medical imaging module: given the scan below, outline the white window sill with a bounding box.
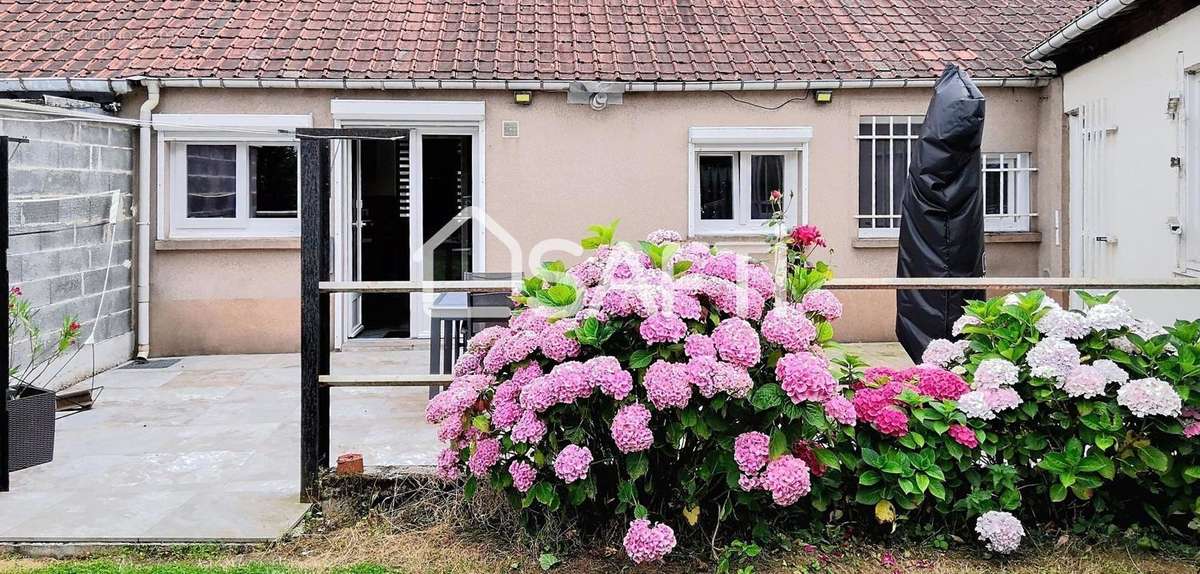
[155,238,301,251]
[852,231,1042,249]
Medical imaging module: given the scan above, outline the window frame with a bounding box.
[687,127,810,237]
[154,114,311,240]
[854,115,1036,238]
[1184,67,1200,275]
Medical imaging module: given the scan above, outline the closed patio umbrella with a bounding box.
[896,65,986,362]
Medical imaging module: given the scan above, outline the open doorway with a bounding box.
[340,130,477,341]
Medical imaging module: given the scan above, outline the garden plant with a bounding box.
[425,217,1200,564]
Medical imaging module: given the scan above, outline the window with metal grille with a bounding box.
[856,116,1035,237]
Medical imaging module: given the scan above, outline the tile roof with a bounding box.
[0,0,1098,83]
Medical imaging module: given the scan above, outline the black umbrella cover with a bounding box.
[896,65,986,362]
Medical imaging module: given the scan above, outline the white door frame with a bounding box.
[330,100,486,346]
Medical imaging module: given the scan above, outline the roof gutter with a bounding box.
[1025,0,1139,62]
[0,77,134,94]
[147,76,1052,91]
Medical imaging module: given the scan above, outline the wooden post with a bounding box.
[298,132,329,501]
[2,135,10,492]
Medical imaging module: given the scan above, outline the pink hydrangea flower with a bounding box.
[762,455,812,506]
[872,408,909,437]
[910,366,970,400]
[539,319,582,361]
[483,330,540,373]
[509,306,554,333]
[823,395,857,426]
[984,387,1023,413]
[1117,377,1182,418]
[519,376,560,412]
[853,386,896,421]
[586,355,633,400]
[511,410,547,444]
[685,356,750,398]
[644,360,692,410]
[1061,364,1107,398]
[733,431,770,474]
[712,318,761,368]
[438,416,465,442]
[425,374,492,424]
[861,366,899,386]
[623,519,677,564]
[611,403,654,453]
[761,303,817,352]
[509,460,536,493]
[672,292,704,321]
[553,444,593,483]
[801,289,843,321]
[467,438,501,477]
[452,352,483,376]
[490,381,523,429]
[551,361,594,404]
[948,424,979,448]
[646,229,683,245]
[684,334,717,359]
[511,362,544,387]
[639,312,688,344]
[776,352,837,403]
[738,472,761,491]
[436,448,462,481]
[466,325,510,355]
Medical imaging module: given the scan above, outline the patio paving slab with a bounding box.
[0,342,911,543]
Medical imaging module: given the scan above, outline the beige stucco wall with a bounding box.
[127,84,1057,356]
[1059,5,1200,325]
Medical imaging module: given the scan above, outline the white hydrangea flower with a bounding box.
[922,338,970,368]
[1087,302,1136,332]
[952,314,982,336]
[1108,336,1137,354]
[1117,377,1183,418]
[1035,308,1090,339]
[1091,359,1129,385]
[1130,318,1168,340]
[976,511,1025,554]
[956,390,996,420]
[973,358,1019,389]
[1026,338,1080,381]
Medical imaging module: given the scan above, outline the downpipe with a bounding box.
[135,80,160,360]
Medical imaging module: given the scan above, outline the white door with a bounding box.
[348,140,364,336]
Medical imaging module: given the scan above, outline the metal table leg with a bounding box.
[429,316,441,399]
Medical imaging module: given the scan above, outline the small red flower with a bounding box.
[790,440,827,477]
[788,225,826,249]
[10,286,21,296]
[69,321,81,332]
[769,190,783,202]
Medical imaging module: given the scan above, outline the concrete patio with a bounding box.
[0,342,911,544]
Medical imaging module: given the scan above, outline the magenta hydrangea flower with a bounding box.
[776,352,837,404]
[686,356,753,399]
[436,448,462,481]
[483,330,540,373]
[761,303,817,352]
[872,408,909,437]
[551,361,594,404]
[639,312,688,344]
[511,362,544,387]
[586,355,633,400]
[519,376,560,412]
[733,431,771,474]
[746,263,776,300]
[712,318,761,368]
[452,352,483,376]
[553,444,593,483]
[801,289,843,321]
[540,320,582,361]
[823,395,857,426]
[644,360,692,410]
[611,403,654,453]
[511,410,547,444]
[1061,364,1107,398]
[672,292,704,321]
[490,381,523,429]
[948,424,979,448]
[762,455,812,506]
[861,366,900,386]
[509,460,537,493]
[911,366,970,400]
[438,416,465,442]
[623,519,677,564]
[738,472,761,491]
[467,437,501,477]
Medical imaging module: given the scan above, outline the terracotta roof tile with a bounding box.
[0,0,1096,82]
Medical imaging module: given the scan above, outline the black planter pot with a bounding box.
[6,385,55,471]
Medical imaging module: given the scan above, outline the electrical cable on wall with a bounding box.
[719,90,810,110]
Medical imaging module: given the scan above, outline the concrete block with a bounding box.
[0,116,75,142]
[82,266,131,295]
[108,127,133,148]
[96,146,132,172]
[77,124,110,146]
[15,249,59,282]
[7,168,45,196]
[7,230,41,255]
[36,227,77,252]
[50,273,83,302]
[20,198,61,225]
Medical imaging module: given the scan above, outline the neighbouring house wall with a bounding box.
[3,105,135,386]
[1060,5,1200,325]
[128,85,1053,355]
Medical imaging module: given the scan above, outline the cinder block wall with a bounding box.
[4,105,135,389]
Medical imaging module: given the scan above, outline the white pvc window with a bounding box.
[856,116,1035,237]
[154,114,310,240]
[168,141,300,237]
[688,127,808,236]
[1185,69,1200,274]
